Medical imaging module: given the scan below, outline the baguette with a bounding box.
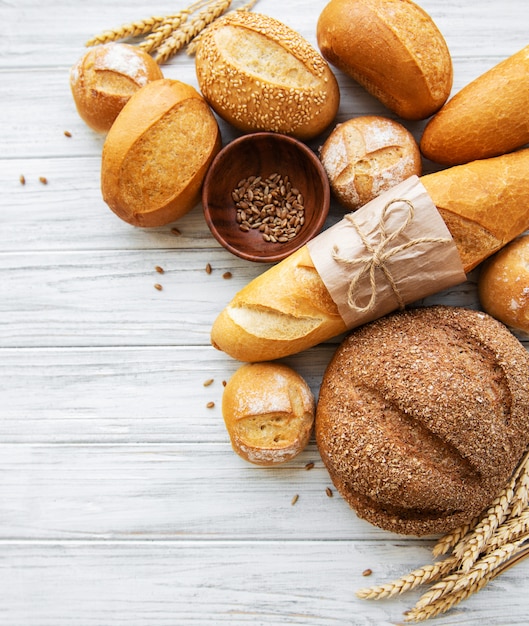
[211,148,529,362]
[316,0,452,120]
[420,45,529,165]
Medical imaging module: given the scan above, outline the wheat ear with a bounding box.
[86,16,167,46]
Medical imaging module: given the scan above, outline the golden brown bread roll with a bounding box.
[211,149,529,363]
[101,78,221,227]
[222,363,315,466]
[316,306,529,536]
[478,235,529,335]
[195,12,340,140]
[316,0,452,120]
[420,45,529,165]
[70,43,164,133]
[319,116,422,211]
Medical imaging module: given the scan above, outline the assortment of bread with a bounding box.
[70,43,164,133]
[319,116,421,211]
[316,306,529,536]
[479,235,529,336]
[316,0,452,120]
[222,363,315,466]
[194,11,340,140]
[73,0,529,559]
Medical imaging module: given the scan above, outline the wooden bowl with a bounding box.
[202,132,330,263]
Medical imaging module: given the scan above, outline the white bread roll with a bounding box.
[211,149,529,362]
[478,235,529,335]
[222,363,315,466]
[421,45,529,165]
[70,43,163,133]
[195,12,340,140]
[316,0,452,120]
[101,78,221,227]
[319,116,422,211]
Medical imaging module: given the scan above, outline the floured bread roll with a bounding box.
[223,362,315,466]
[319,116,421,211]
[316,306,529,536]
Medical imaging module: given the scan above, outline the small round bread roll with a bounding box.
[316,306,529,536]
[195,12,340,140]
[222,363,315,466]
[319,116,422,211]
[101,78,221,227]
[478,235,529,335]
[70,43,164,133]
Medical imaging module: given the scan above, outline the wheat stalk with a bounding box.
[509,451,529,518]
[138,13,191,54]
[432,516,479,557]
[86,16,167,46]
[356,555,459,600]
[154,0,232,63]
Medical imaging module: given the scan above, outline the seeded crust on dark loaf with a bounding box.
[315,305,529,536]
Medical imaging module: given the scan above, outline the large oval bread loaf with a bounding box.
[316,0,452,120]
[195,12,340,139]
[101,78,221,227]
[420,45,529,165]
[316,306,529,536]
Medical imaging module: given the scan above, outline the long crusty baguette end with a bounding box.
[212,148,529,362]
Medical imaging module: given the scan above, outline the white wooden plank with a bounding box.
[1,539,528,626]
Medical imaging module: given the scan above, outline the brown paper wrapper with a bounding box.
[307,176,467,328]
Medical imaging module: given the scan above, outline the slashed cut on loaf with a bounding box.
[316,306,529,536]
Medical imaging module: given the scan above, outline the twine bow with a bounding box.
[332,198,451,315]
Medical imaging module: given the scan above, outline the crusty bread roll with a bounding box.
[195,12,340,140]
[421,45,529,165]
[70,43,163,133]
[101,78,221,227]
[222,362,315,466]
[319,116,422,211]
[478,235,529,335]
[211,148,529,362]
[316,306,529,536]
[316,0,452,120]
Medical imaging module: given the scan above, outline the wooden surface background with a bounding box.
[1,0,528,624]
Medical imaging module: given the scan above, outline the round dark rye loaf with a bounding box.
[316,305,529,536]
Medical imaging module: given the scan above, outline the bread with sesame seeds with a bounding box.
[194,12,340,140]
[315,306,529,536]
[316,0,452,120]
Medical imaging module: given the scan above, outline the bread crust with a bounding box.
[195,12,340,140]
[222,363,315,466]
[101,78,221,227]
[70,43,163,133]
[316,306,529,536]
[320,116,421,211]
[478,235,529,335]
[421,45,529,165]
[316,0,452,120]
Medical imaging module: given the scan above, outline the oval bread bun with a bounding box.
[316,306,529,536]
[70,43,164,133]
[478,235,529,335]
[222,362,315,466]
[319,116,422,211]
[316,0,452,120]
[101,78,221,227]
[195,12,340,140]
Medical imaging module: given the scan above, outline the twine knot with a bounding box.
[332,198,450,315]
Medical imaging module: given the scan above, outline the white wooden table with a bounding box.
[2,1,528,624]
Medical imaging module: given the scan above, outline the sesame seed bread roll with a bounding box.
[70,43,164,133]
[222,362,315,466]
[420,45,529,165]
[195,12,340,140]
[101,78,221,227]
[320,116,422,211]
[211,149,529,363]
[478,235,529,336]
[316,0,452,120]
[316,306,529,536]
